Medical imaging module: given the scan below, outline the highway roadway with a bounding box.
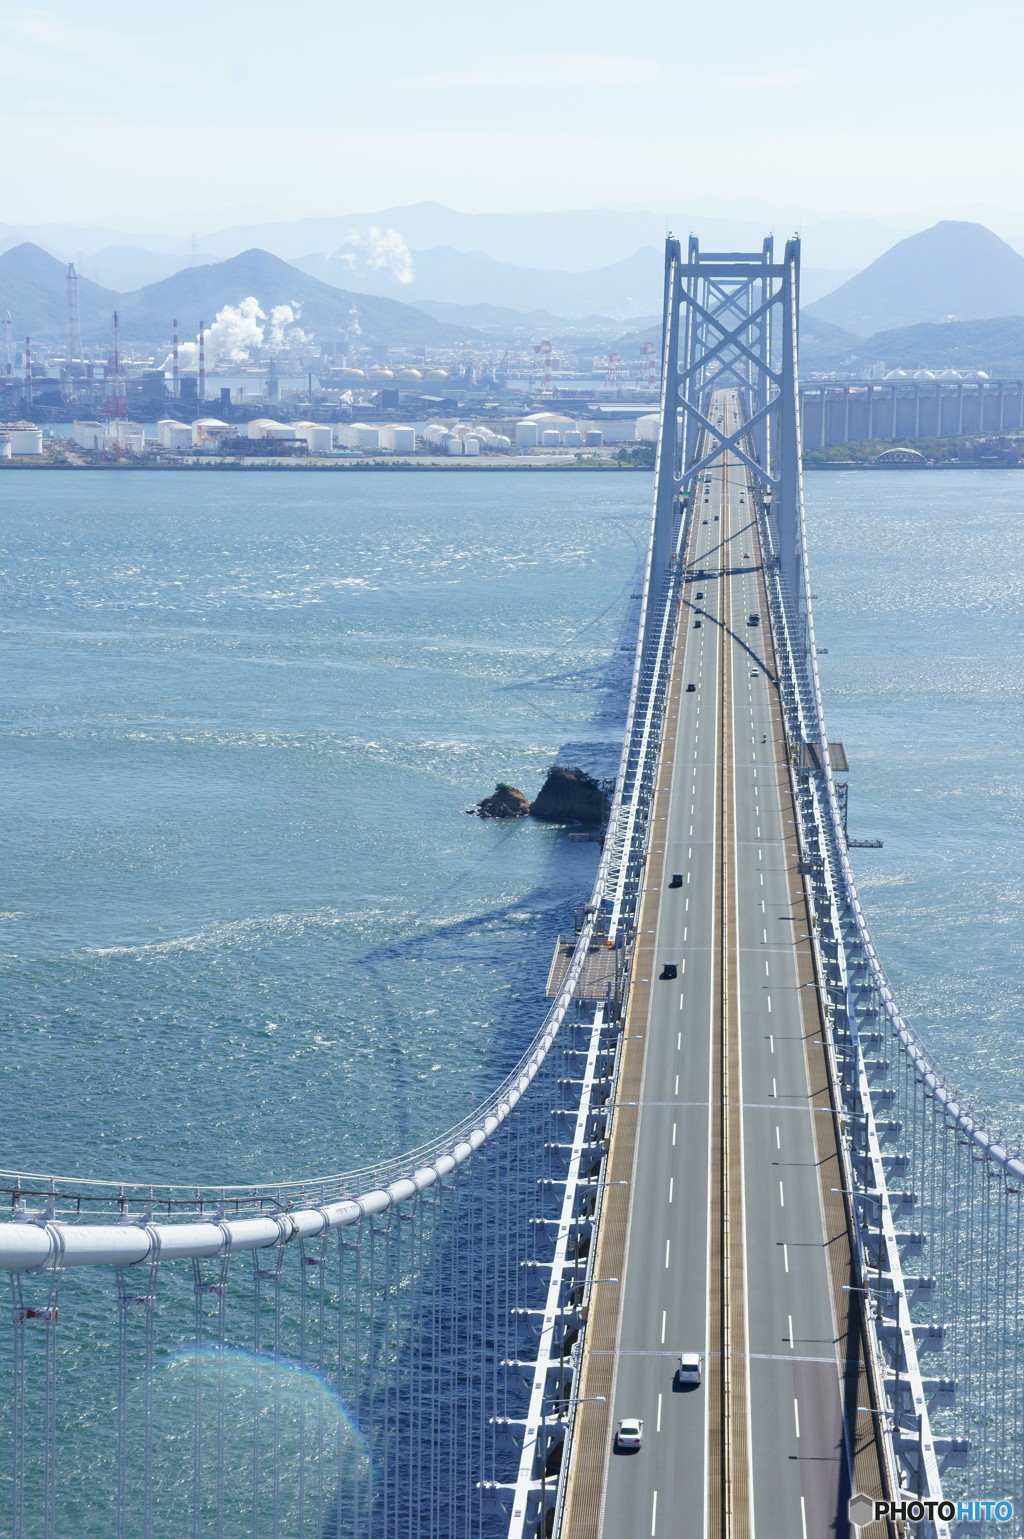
[566,390,857,1538]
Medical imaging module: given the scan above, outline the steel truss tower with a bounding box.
[651,235,805,641]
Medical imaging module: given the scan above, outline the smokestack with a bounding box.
[2,311,12,381]
[172,318,179,397]
[198,320,206,403]
[24,336,32,409]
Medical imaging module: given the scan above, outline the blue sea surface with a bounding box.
[0,470,647,1186]
[805,469,1024,1145]
[1,465,1022,1190]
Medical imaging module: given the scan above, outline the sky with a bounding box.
[3,0,1024,231]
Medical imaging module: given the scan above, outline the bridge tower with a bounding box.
[651,235,805,642]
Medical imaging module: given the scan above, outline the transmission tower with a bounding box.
[639,340,657,393]
[108,311,127,419]
[605,351,622,393]
[2,311,12,384]
[533,338,553,397]
[65,264,83,371]
[23,336,32,410]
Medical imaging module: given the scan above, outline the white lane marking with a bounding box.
[668,1178,674,1204]
[769,1034,774,1054]
[674,1074,679,1095]
[765,961,770,976]
[758,848,762,861]
[766,994,771,1012]
[793,1398,801,1439]
[664,1239,671,1269]
[679,994,685,1011]
[661,1309,667,1343]
[651,1490,658,1535]
[689,825,693,836]
[759,872,764,886]
[788,1314,794,1349]
[775,1125,780,1148]
[657,1392,663,1433]
[801,1496,808,1539]
[763,928,768,943]
[680,959,686,974]
[683,926,688,941]
[677,1030,682,1048]
[672,1122,677,1146]
[783,1243,789,1273]
[687,847,692,859]
[685,897,689,910]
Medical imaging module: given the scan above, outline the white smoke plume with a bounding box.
[165,297,308,369]
[330,227,414,284]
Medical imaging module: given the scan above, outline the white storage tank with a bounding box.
[382,424,417,452]
[10,428,43,454]
[515,420,540,448]
[292,422,333,454]
[540,430,561,447]
[492,434,512,451]
[635,413,660,443]
[445,436,464,455]
[563,430,582,448]
[73,420,106,451]
[246,417,280,439]
[0,439,11,459]
[157,419,192,450]
[585,430,604,448]
[463,436,481,456]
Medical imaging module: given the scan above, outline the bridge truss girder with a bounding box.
[652,234,805,636]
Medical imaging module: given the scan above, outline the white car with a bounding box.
[615,1416,644,1450]
[677,1352,703,1386]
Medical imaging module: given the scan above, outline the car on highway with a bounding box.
[750,669,760,677]
[747,613,760,626]
[694,619,702,628]
[686,683,695,692]
[742,551,751,559]
[695,591,704,599]
[615,1417,644,1451]
[677,1352,703,1387]
[659,963,678,980]
[669,873,683,887]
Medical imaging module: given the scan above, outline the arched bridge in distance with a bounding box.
[1,237,1022,1539]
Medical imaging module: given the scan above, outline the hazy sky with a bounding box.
[4,0,1023,228]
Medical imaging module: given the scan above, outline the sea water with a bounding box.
[0,466,1021,1189]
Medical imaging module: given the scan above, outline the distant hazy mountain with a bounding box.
[296,244,662,319]
[805,222,1024,334]
[0,244,476,352]
[80,246,218,291]
[202,203,906,274]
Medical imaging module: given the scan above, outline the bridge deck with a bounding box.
[559,390,889,1538]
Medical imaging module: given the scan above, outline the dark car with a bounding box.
[660,963,678,980]
[686,683,696,692]
[669,873,683,888]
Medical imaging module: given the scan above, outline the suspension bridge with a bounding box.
[1,237,1021,1539]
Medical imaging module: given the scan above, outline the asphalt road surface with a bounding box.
[594,391,850,1538]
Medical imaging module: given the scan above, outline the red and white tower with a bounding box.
[640,341,658,393]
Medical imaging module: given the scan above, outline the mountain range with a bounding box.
[0,245,477,353]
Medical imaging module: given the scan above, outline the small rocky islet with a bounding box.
[471,765,605,824]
